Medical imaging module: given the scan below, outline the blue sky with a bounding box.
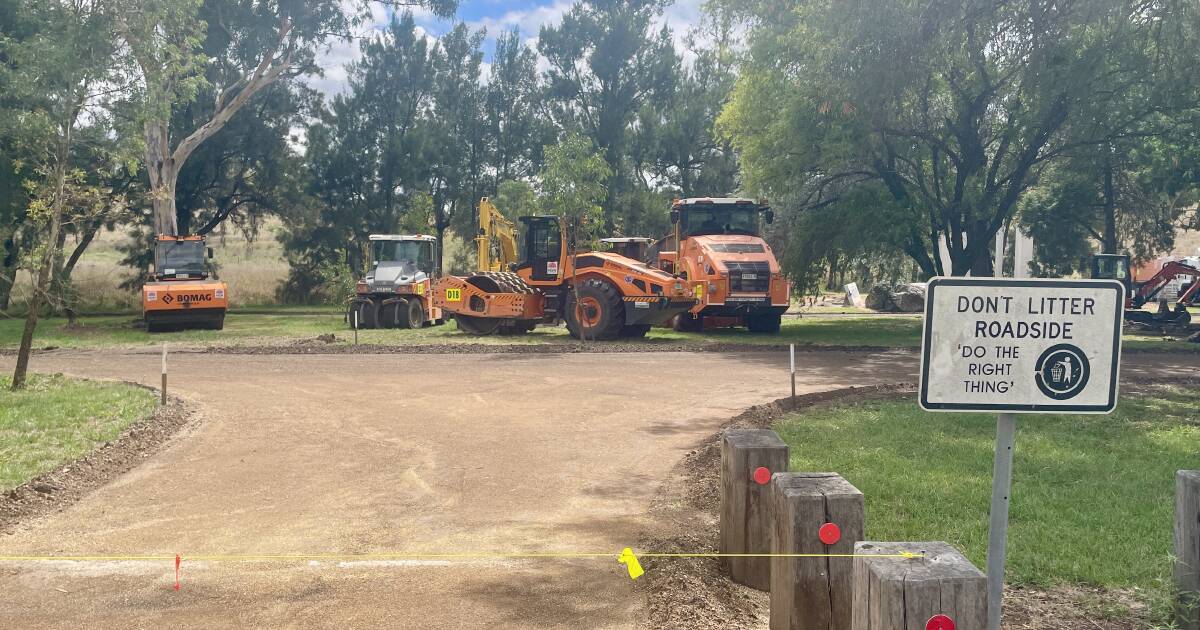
[311,0,706,96]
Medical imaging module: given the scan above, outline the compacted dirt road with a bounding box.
[0,349,1193,628]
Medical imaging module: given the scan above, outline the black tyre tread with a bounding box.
[566,279,624,341]
[350,299,380,329]
[405,297,425,329]
[746,312,782,333]
[673,313,703,332]
[381,300,402,329]
[620,324,651,338]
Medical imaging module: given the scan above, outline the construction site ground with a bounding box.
[0,348,1196,628]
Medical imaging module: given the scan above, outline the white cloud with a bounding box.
[309,0,711,97]
[466,0,574,41]
[307,1,397,98]
[653,0,707,67]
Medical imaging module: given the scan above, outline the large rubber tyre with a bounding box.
[208,313,226,331]
[379,300,404,329]
[746,312,782,333]
[566,279,625,341]
[620,324,651,338]
[403,297,425,329]
[673,313,703,332]
[349,299,380,329]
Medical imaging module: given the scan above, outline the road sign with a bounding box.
[920,277,1124,413]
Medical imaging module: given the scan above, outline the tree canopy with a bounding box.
[719,0,1200,278]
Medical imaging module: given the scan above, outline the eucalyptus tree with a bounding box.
[538,0,678,232]
[3,0,122,388]
[297,13,439,278]
[426,22,486,267]
[113,0,457,236]
[485,28,547,186]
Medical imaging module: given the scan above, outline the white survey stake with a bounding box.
[919,277,1124,413]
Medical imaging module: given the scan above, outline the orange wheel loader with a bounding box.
[141,235,228,332]
[433,214,694,340]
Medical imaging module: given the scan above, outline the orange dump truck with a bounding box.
[141,234,228,332]
[650,198,790,332]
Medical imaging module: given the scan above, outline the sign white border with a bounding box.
[918,277,1125,413]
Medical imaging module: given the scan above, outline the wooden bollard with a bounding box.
[771,473,864,630]
[1177,470,1200,630]
[851,541,986,630]
[720,428,789,591]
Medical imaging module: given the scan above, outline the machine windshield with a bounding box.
[680,204,761,237]
[373,240,433,272]
[1093,256,1129,281]
[155,240,206,277]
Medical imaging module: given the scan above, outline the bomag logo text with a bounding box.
[165,293,214,305]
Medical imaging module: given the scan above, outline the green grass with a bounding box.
[774,388,1200,589]
[0,373,157,491]
[0,313,924,350]
[1,311,1195,351]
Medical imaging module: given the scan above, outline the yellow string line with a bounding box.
[0,552,922,562]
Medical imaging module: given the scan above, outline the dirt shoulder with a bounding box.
[638,384,1162,630]
[639,385,913,629]
[1,390,197,534]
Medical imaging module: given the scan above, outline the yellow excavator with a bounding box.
[475,196,519,272]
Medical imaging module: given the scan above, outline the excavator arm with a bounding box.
[1132,260,1200,307]
[475,197,520,272]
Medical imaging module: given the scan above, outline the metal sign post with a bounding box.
[160,343,168,406]
[919,277,1124,630]
[986,412,1016,628]
[789,343,796,399]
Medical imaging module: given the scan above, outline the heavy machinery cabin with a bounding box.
[649,198,790,332]
[433,200,694,340]
[349,234,444,329]
[141,234,228,332]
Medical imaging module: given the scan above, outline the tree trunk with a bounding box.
[13,146,68,390]
[48,226,68,317]
[145,120,179,236]
[1102,157,1118,254]
[825,253,839,291]
[0,230,17,312]
[969,221,993,276]
[433,190,447,275]
[57,219,102,325]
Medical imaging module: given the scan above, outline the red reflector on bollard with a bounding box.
[926,614,955,630]
[818,522,841,545]
[752,467,771,485]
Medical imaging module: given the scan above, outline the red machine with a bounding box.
[1091,254,1197,326]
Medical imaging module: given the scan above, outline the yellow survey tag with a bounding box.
[618,547,644,581]
[445,288,462,302]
